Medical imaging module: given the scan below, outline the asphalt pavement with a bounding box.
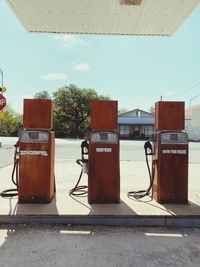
[1,137,200,167]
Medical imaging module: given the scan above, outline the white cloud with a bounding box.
[54,34,89,48]
[167,91,173,95]
[42,73,67,80]
[73,63,90,71]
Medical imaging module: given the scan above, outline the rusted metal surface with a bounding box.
[23,99,53,129]
[153,133,188,204]
[155,101,185,130]
[88,141,120,203]
[91,100,118,131]
[89,100,120,203]
[18,132,55,203]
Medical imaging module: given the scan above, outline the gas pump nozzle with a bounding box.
[81,140,89,174]
[144,140,153,156]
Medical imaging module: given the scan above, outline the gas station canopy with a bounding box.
[6,0,200,36]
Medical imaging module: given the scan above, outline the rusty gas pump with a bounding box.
[71,100,120,204]
[151,101,188,203]
[18,99,55,203]
[88,100,120,203]
[128,101,188,204]
[1,99,55,203]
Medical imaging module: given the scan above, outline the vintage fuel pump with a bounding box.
[89,100,120,203]
[1,99,55,203]
[151,101,188,203]
[128,101,188,204]
[71,100,120,204]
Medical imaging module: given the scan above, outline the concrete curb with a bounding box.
[1,215,200,227]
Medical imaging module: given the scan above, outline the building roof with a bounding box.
[6,0,200,36]
[185,104,200,119]
[118,117,155,125]
[119,108,154,117]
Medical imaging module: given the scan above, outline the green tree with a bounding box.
[149,106,155,115]
[118,108,128,115]
[53,84,109,137]
[34,90,51,99]
[1,105,22,136]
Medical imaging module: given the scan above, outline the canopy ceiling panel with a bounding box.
[6,0,200,36]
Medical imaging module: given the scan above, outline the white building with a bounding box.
[185,105,200,141]
[118,109,155,138]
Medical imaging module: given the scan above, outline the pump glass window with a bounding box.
[100,133,108,140]
[20,131,49,143]
[29,132,39,140]
[161,133,188,145]
[171,134,178,141]
[90,132,118,144]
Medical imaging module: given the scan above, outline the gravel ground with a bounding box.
[0,225,200,267]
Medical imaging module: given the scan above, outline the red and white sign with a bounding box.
[0,94,6,111]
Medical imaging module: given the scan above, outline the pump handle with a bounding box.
[81,140,89,160]
[144,140,153,156]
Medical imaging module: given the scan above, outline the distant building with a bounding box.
[118,109,155,138]
[185,104,200,141]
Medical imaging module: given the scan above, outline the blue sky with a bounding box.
[0,1,200,114]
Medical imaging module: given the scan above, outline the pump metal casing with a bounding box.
[18,130,55,203]
[88,131,120,203]
[152,131,188,203]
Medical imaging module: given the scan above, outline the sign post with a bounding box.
[0,94,6,135]
[0,117,3,135]
[0,68,6,136]
[0,94,6,111]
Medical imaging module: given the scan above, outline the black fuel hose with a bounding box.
[127,154,155,199]
[69,159,88,196]
[0,142,19,198]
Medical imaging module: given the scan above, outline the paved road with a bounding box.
[0,137,200,167]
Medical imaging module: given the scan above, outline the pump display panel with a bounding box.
[160,132,188,145]
[90,132,118,144]
[20,131,49,143]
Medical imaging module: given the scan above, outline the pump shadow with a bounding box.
[12,195,59,216]
[161,200,200,216]
[127,196,178,216]
[88,199,137,216]
[127,194,200,216]
[69,194,137,215]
